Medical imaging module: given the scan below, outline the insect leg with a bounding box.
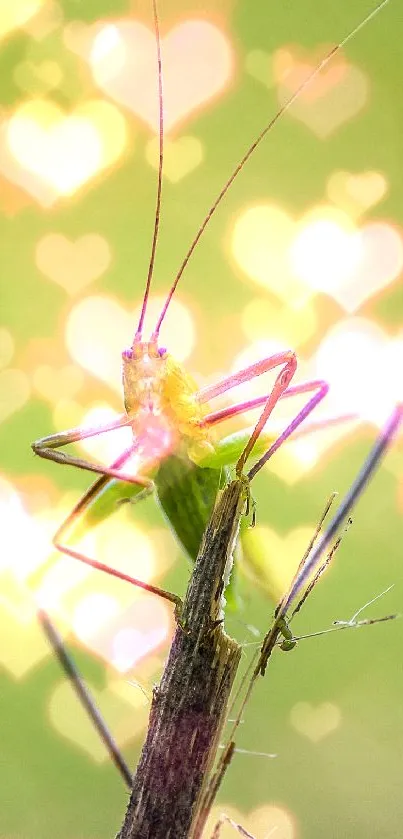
[210,814,257,839]
[32,414,149,486]
[245,380,328,479]
[203,379,339,427]
[197,350,297,406]
[48,446,182,611]
[38,610,132,788]
[200,377,333,468]
[198,351,300,474]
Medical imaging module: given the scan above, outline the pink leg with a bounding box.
[197,351,297,404]
[49,445,182,612]
[202,378,328,426]
[211,814,256,838]
[32,414,149,487]
[198,351,298,475]
[247,380,328,479]
[200,369,330,478]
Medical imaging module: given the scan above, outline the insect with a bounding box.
[196,404,402,839]
[115,404,403,839]
[31,0,335,615]
[29,0,398,835]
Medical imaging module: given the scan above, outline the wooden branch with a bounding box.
[116,480,247,839]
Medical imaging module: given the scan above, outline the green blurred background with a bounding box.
[0,0,402,837]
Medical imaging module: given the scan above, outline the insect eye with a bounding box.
[122,349,132,360]
[158,347,167,357]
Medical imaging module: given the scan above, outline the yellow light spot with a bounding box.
[248,804,296,839]
[0,368,30,423]
[7,99,127,196]
[290,701,342,742]
[315,317,403,425]
[204,804,296,839]
[90,24,127,83]
[14,59,63,96]
[72,590,170,673]
[87,20,234,134]
[0,328,14,369]
[48,678,149,761]
[0,476,61,591]
[35,555,93,612]
[241,296,317,349]
[290,210,403,313]
[52,399,84,433]
[268,420,359,485]
[327,169,388,218]
[33,363,84,404]
[0,0,45,41]
[290,206,360,293]
[231,204,313,307]
[35,232,112,295]
[96,516,156,583]
[145,135,203,182]
[0,478,170,676]
[242,523,319,603]
[274,44,368,139]
[72,592,120,642]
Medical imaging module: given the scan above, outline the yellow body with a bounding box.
[122,340,214,464]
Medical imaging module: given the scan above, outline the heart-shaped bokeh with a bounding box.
[65,294,196,392]
[327,170,388,219]
[49,677,149,761]
[66,19,233,133]
[314,317,403,426]
[3,99,127,202]
[35,233,112,295]
[0,602,50,677]
[241,524,319,603]
[0,328,14,369]
[0,368,30,424]
[21,0,62,39]
[273,46,368,138]
[245,48,274,88]
[241,295,317,349]
[204,804,296,839]
[145,135,203,182]
[0,478,62,677]
[290,701,342,742]
[14,59,62,96]
[231,204,314,307]
[71,594,170,672]
[291,216,403,313]
[0,0,45,41]
[32,364,84,404]
[232,202,403,313]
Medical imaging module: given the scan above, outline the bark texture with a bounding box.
[117,480,245,839]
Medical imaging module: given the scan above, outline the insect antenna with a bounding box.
[152,0,390,339]
[135,0,164,342]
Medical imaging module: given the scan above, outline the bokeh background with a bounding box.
[1,0,402,837]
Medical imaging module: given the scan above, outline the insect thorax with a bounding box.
[122,343,213,463]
